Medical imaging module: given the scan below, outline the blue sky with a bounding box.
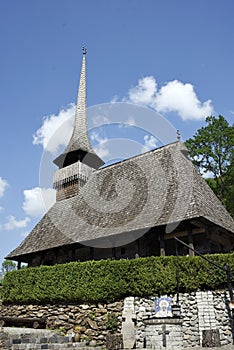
[0,0,233,265]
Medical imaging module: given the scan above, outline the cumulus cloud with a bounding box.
[90,131,110,160]
[0,216,30,231]
[0,177,9,198]
[110,95,119,103]
[127,76,214,121]
[155,80,213,120]
[128,76,157,105]
[33,75,213,161]
[33,104,75,154]
[141,135,158,153]
[23,187,56,217]
[0,206,4,212]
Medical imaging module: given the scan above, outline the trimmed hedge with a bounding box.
[2,254,234,304]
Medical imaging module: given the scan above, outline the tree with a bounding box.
[1,259,17,275]
[224,159,234,217]
[185,115,234,216]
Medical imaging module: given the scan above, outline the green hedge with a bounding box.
[2,254,234,304]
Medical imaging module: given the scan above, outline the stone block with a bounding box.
[202,329,221,347]
[106,333,123,350]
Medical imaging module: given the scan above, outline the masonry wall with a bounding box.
[0,300,123,348]
[132,291,233,348]
[1,290,233,348]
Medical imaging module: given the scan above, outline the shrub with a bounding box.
[1,253,234,304]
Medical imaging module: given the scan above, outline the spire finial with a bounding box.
[177,129,181,141]
[82,46,87,55]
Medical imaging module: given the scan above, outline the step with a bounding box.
[0,328,105,350]
[11,344,104,350]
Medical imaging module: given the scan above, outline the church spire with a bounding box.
[53,48,104,169]
[65,46,91,154]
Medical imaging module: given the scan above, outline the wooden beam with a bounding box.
[191,219,206,228]
[188,223,195,257]
[135,239,140,258]
[165,227,205,240]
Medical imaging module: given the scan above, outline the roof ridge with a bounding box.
[97,140,181,172]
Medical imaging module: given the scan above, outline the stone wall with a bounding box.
[129,290,233,348]
[1,290,233,349]
[0,301,123,347]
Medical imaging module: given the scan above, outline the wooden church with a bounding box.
[6,49,234,268]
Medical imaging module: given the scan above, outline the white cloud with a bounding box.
[128,76,157,105]
[0,206,4,213]
[141,135,158,153]
[118,116,136,129]
[94,142,110,160]
[91,114,110,126]
[1,216,30,231]
[126,116,136,126]
[23,187,56,218]
[0,177,9,198]
[32,75,213,161]
[127,77,214,121]
[154,80,213,120]
[110,95,119,103]
[33,104,75,154]
[90,131,110,160]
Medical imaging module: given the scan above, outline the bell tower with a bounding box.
[53,48,104,201]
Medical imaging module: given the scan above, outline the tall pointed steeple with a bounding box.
[53,48,104,202]
[53,47,104,170]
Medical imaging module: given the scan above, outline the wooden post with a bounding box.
[188,223,195,257]
[90,247,94,260]
[135,239,140,258]
[17,261,21,270]
[160,232,166,256]
[71,249,76,261]
[112,247,116,259]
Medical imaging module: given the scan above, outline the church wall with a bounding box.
[56,181,79,201]
[75,246,91,261]
[26,227,234,268]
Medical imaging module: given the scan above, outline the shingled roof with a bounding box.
[53,48,104,169]
[7,141,234,260]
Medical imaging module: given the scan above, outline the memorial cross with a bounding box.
[158,324,170,348]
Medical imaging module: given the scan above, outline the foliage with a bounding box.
[224,159,234,217]
[105,313,119,333]
[185,115,234,216]
[1,260,17,275]
[1,254,234,304]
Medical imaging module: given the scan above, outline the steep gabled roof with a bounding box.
[7,141,234,260]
